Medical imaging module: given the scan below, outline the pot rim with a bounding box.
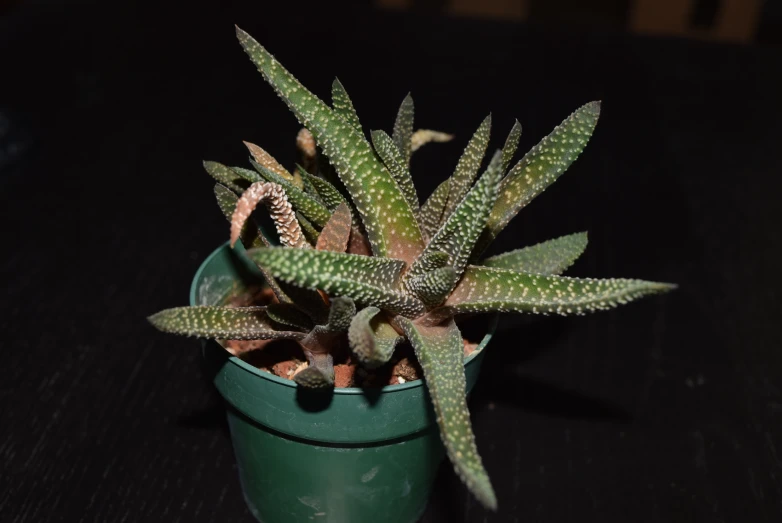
[190,242,497,395]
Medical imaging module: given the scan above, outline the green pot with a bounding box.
[192,243,495,523]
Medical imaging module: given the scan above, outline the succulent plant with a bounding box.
[149,26,675,510]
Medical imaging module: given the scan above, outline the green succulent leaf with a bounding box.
[326,296,357,332]
[396,317,496,510]
[203,161,255,194]
[247,247,424,316]
[500,120,522,174]
[331,78,363,134]
[371,129,418,210]
[392,93,414,168]
[418,179,450,241]
[236,27,424,263]
[415,249,450,272]
[266,303,313,331]
[278,282,329,325]
[302,169,345,211]
[294,353,334,388]
[250,160,332,229]
[482,232,588,275]
[316,202,352,253]
[244,141,301,187]
[348,307,402,368]
[475,101,600,256]
[295,212,320,245]
[442,114,492,220]
[408,151,503,286]
[431,265,676,320]
[406,266,459,308]
[148,306,304,340]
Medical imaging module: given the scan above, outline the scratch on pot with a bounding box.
[401,478,411,497]
[361,466,380,483]
[298,496,322,511]
[313,512,326,517]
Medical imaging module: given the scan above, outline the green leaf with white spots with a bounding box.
[331,78,362,134]
[482,232,588,275]
[392,93,414,167]
[244,141,301,187]
[500,120,522,173]
[301,169,345,210]
[204,161,254,194]
[251,160,332,228]
[418,179,449,241]
[408,151,503,286]
[396,317,497,510]
[475,102,600,256]
[299,169,325,204]
[371,129,418,210]
[147,306,305,340]
[415,250,450,272]
[442,114,492,220]
[348,307,402,368]
[236,28,424,263]
[326,296,356,331]
[296,212,320,245]
[406,266,459,308]
[431,265,676,320]
[294,353,334,388]
[316,202,352,253]
[266,303,313,330]
[246,247,424,316]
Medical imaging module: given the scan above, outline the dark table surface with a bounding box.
[2,1,782,521]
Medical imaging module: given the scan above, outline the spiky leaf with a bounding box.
[476,102,600,255]
[148,306,304,340]
[348,307,402,368]
[408,151,503,285]
[236,28,424,263]
[392,93,414,167]
[500,120,522,173]
[294,353,334,388]
[331,78,362,133]
[418,179,449,241]
[316,202,352,253]
[411,129,453,152]
[231,181,308,249]
[326,296,356,331]
[302,169,345,210]
[371,129,418,210]
[251,160,332,228]
[244,141,301,187]
[203,161,255,194]
[396,317,496,510]
[429,265,676,321]
[442,114,492,219]
[482,232,588,275]
[296,212,320,245]
[214,184,267,249]
[266,303,313,330]
[247,247,424,316]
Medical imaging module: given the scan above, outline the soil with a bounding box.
[222,284,479,388]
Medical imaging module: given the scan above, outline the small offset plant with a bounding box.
[149,26,675,509]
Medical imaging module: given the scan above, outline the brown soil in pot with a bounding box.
[223,284,479,388]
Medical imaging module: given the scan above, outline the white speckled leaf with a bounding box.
[418,179,449,241]
[442,114,492,220]
[326,296,356,332]
[482,232,588,274]
[203,161,256,194]
[236,28,424,262]
[246,247,424,316]
[396,317,497,510]
[147,306,305,340]
[476,102,600,256]
[392,93,414,167]
[266,303,313,330]
[250,160,332,228]
[331,78,362,134]
[348,307,402,368]
[316,202,352,253]
[406,266,459,308]
[214,184,268,249]
[500,120,522,174]
[371,129,418,210]
[435,265,676,319]
[408,151,503,286]
[244,141,300,187]
[301,169,345,211]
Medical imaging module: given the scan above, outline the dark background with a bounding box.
[2,0,781,521]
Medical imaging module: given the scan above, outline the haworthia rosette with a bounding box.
[392,93,414,168]
[147,306,305,340]
[475,102,601,256]
[406,266,459,308]
[396,317,497,510]
[482,232,588,275]
[236,28,424,263]
[348,307,402,368]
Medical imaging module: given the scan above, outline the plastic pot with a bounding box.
[192,243,495,523]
